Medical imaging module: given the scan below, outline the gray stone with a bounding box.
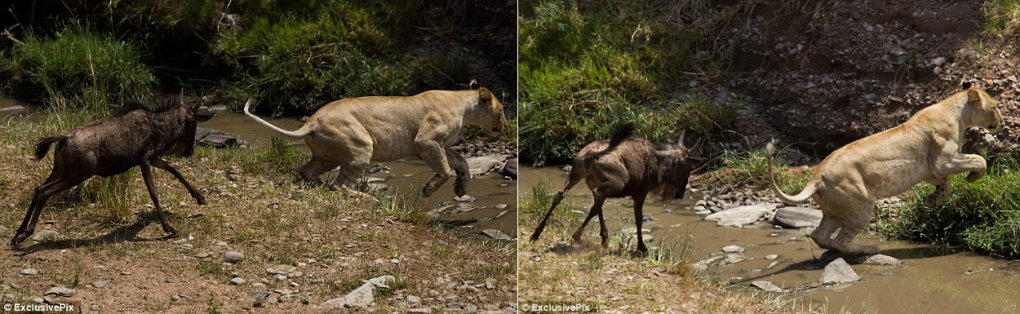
[44,287,75,297]
[764,254,779,260]
[20,268,39,275]
[267,265,296,275]
[407,295,421,304]
[230,277,246,285]
[224,251,245,263]
[820,258,860,284]
[481,229,513,241]
[693,256,724,273]
[408,309,432,314]
[92,280,108,288]
[322,275,395,309]
[862,254,903,266]
[32,230,59,241]
[773,207,823,228]
[721,245,744,253]
[195,127,241,148]
[722,254,746,265]
[466,155,509,177]
[704,203,778,227]
[750,281,783,292]
[500,158,518,179]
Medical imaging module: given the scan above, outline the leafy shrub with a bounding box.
[3,23,154,109]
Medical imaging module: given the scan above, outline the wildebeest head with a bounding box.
[175,98,215,157]
[654,131,696,202]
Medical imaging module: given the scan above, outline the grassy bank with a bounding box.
[878,158,1020,259]
[1,0,516,117]
[0,116,516,312]
[518,0,740,165]
[517,180,798,312]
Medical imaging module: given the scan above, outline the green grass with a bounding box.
[982,0,1020,35]
[519,0,739,165]
[2,23,154,110]
[718,147,812,194]
[879,158,1020,258]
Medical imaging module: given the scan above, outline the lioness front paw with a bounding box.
[966,171,985,182]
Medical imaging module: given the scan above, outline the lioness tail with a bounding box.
[766,141,817,205]
[243,99,312,139]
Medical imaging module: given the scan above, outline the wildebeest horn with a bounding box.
[677,130,686,149]
[179,88,184,105]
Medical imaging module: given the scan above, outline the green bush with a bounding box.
[3,23,154,110]
[519,0,736,165]
[881,158,1020,258]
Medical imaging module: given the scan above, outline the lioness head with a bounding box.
[474,87,506,136]
[962,82,1003,131]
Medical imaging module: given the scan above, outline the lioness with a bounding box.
[766,83,1003,255]
[244,87,505,197]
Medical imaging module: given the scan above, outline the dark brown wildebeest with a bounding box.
[10,98,214,248]
[530,122,694,252]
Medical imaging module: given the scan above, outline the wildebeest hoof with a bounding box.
[11,232,30,249]
[196,196,207,205]
[454,181,467,197]
[164,227,179,237]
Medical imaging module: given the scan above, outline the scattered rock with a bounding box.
[820,258,860,284]
[322,275,395,309]
[465,155,509,177]
[20,268,38,275]
[764,254,779,260]
[704,203,778,227]
[32,230,59,241]
[481,229,513,241]
[230,277,246,285]
[195,127,242,148]
[721,245,745,253]
[224,251,245,264]
[750,280,783,292]
[407,295,421,304]
[43,287,75,297]
[92,280,108,288]
[500,158,518,179]
[408,309,432,314]
[862,254,903,266]
[454,195,477,202]
[693,256,724,273]
[722,254,746,265]
[267,265,296,275]
[772,207,823,228]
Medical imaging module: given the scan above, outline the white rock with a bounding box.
[44,287,75,297]
[750,280,783,292]
[322,275,395,309]
[230,277,246,285]
[820,258,860,284]
[224,251,244,263]
[773,206,823,228]
[721,245,744,253]
[704,203,778,227]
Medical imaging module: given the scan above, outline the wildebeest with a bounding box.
[10,98,214,248]
[530,123,694,252]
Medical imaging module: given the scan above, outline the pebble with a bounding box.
[20,268,39,275]
[407,295,421,304]
[764,254,779,260]
[721,245,745,253]
[224,251,245,263]
[230,277,246,285]
[43,287,75,297]
[92,281,108,288]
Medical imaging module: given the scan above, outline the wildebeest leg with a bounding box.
[597,206,608,248]
[571,195,605,243]
[444,147,470,197]
[12,174,88,248]
[633,194,648,252]
[139,163,178,236]
[150,158,206,205]
[530,165,584,242]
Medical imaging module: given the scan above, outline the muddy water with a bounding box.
[200,111,517,239]
[521,167,1020,313]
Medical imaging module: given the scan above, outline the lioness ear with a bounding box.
[967,89,980,104]
[469,79,480,90]
[478,87,493,102]
[961,81,973,90]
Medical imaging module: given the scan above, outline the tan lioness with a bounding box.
[244,87,505,197]
[766,83,1003,255]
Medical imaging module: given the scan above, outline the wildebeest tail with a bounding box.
[583,122,635,167]
[34,136,66,160]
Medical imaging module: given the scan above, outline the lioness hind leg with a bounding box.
[810,216,839,250]
[299,158,335,185]
[830,206,878,255]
